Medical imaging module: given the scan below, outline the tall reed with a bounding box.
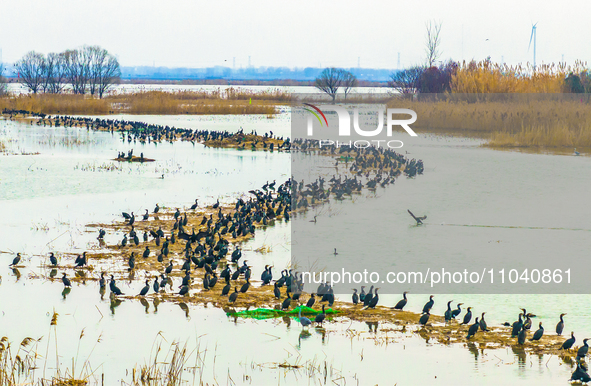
[450,60,587,93]
[387,94,591,148]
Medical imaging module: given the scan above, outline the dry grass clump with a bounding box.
[129,339,191,386]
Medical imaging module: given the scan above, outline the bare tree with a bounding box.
[315,67,345,102]
[85,46,120,97]
[14,51,46,94]
[41,52,66,94]
[388,66,424,94]
[425,20,442,67]
[341,70,358,99]
[13,46,120,96]
[63,49,88,94]
[96,54,120,98]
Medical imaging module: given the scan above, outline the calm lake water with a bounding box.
[0,111,589,385]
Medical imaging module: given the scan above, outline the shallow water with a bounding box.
[1,114,589,385]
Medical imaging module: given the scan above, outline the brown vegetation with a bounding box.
[449,60,587,93]
[388,94,591,149]
[0,88,291,115]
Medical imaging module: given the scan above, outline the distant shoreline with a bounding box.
[3,77,389,87]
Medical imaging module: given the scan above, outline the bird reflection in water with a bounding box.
[12,268,21,281]
[467,342,479,361]
[418,328,431,343]
[61,287,71,299]
[282,315,291,327]
[314,326,327,344]
[99,286,106,300]
[139,297,150,313]
[511,345,527,370]
[110,292,122,314]
[128,270,135,283]
[75,269,87,284]
[297,330,312,348]
[366,321,378,333]
[153,297,160,313]
[179,302,190,319]
[49,269,58,278]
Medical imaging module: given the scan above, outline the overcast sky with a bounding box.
[1,0,589,69]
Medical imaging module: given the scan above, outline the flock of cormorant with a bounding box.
[5,109,587,382]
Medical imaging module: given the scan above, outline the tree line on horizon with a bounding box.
[10,45,120,98]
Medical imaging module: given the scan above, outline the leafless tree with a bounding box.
[425,20,442,67]
[63,49,88,94]
[315,67,345,102]
[14,51,46,94]
[341,70,358,99]
[41,52,66,94]
[14,46,120,96]
[85,46,120,97]
[96,54,120,98]
[388,66,424,94]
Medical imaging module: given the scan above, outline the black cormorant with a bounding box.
[61,273,71,287]
[306,294,316,308]
[282,293,291,310]
[139,280,150,296]
[479,312,489,331]
[367,288,380,308]
[561,332,576,350]
[451,303,463,319]
[315,305,326,325]
[517,326,526,345]
[422,295,434,314]
[556,313,566,336]
[229,287,238,303]
[394,291,409,310]
[467,318,480,339]
[444,300,453,321]
[577,338,589,359]
[462,307,473,325]
[419,311,430,325]
[531,322,544,341]
[511,313,523,337]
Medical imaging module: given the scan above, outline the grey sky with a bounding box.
[1,0,589,69]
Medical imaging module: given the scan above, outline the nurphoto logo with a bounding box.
[303,103,418,136]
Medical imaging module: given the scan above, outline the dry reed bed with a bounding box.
[0,88,291,115]
[387,96,591,148]
[450,61,587,93]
